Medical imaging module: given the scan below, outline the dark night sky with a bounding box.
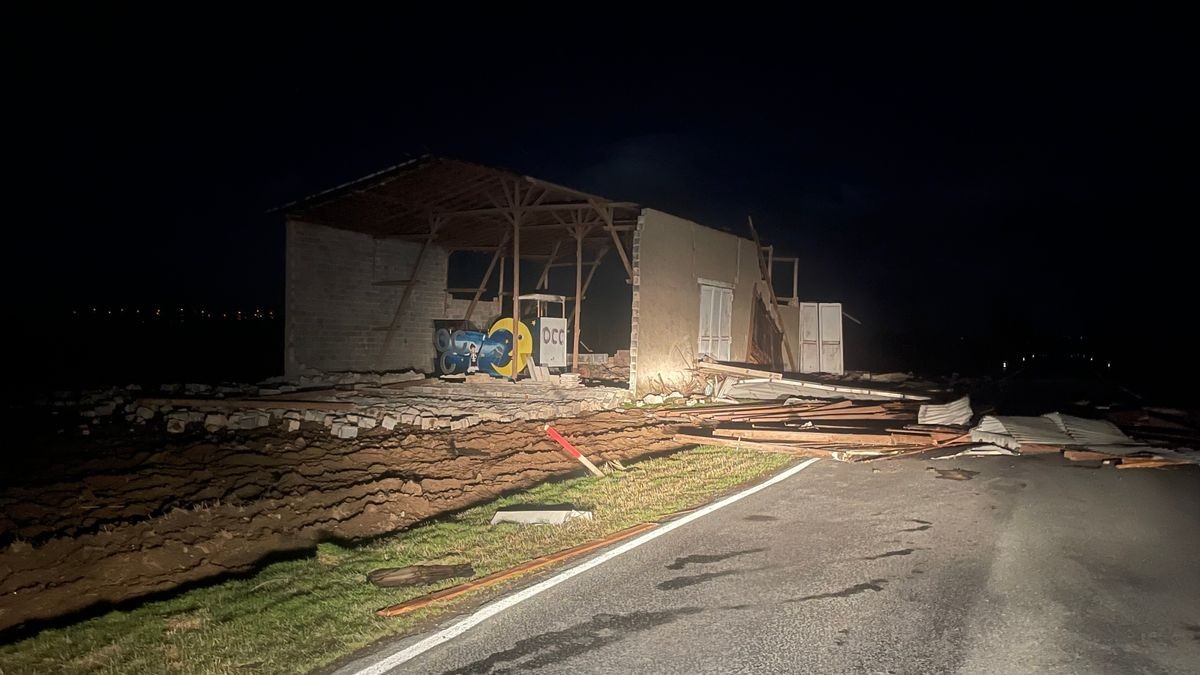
[8,8,1197,378]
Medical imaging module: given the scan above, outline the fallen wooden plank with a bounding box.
[751,376,933,401]
[888,428,966,444]
[674,432,839,458]
[694,361,783,381]
[367,564,474,588]
[1063,449,1117,462]
[376,522,657,617]
[712,427,903,445]
[737,411,914,423]
[136,397,357,411]
[1018,444,1065,455]
[1115,459,1193,469]
[902,423,969,434]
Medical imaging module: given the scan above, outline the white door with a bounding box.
[698,284,733,361]
[798,302,820,373]
[818,302,844,374]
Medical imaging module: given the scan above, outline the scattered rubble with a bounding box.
[665,390,1199,469]
[28,368,631,441]
[0,410,682,632]
[693,357,933,402]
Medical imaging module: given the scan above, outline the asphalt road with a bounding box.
[339,456,1200,674]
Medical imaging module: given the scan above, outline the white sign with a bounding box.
[537,317,568,367]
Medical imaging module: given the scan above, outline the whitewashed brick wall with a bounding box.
[285,220,451,375]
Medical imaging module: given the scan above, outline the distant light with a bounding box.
[1021,356,1026,362]
[1002,361,1007,369]
[1107,361,1112,368]
[1089,356,1094,362]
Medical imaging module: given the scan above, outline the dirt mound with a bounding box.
[0,411,682,633]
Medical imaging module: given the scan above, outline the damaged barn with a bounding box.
[280,155,846,397]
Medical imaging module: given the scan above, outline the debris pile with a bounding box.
[973,411,1200,469]
[693,358,934,402]
[663,392,1199,469]
[573,350,632,382]
[659,399,967,461]
[0,410,680,632]
[32,370,630,439]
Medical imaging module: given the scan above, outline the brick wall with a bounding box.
[627,212,644,392]
[285,220,452,375]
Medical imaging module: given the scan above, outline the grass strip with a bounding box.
[0,446,790,675]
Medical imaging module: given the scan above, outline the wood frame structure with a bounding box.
[282,156,642,374]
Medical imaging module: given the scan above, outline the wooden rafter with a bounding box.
[747,217,797,371]
[536,240,562,290]
[590,200,634,282]
[462,229,510,327]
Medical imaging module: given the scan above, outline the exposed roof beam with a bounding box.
[434,201,639,218]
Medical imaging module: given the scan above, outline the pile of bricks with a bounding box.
[41,369,630,439]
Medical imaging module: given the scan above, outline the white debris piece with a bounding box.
[918,396,973,426]
[331,422,358,439]
[204,414,228,431]
[490,507,593,526]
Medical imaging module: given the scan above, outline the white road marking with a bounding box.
[348,457,822,675]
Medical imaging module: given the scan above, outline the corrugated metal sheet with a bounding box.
[1044,413,1133,445]
[970,415,1076,448]
[971,412,1158,452]
[918,396,972,426]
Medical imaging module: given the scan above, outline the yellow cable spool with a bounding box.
[487,317,532,378]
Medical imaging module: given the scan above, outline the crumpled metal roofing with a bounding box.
[971,415,1076,449]
[1043,413,1134,445]
[918,395,972,426]
[971,413,1140,450]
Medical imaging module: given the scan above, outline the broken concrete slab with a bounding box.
[490,505,594,526]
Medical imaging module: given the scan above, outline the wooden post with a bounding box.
[497,255,505,314]
[572,226,586,370]
[792,258,799,303]
[747,217,797,372]
[510,189,522,382]
[580,246,608,296]
[591,201,634,282]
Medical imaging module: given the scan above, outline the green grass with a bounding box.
[0,446,791,675]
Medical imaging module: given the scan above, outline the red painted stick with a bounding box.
[544,424,604,476]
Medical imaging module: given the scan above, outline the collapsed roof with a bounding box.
[280,155,642,261]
